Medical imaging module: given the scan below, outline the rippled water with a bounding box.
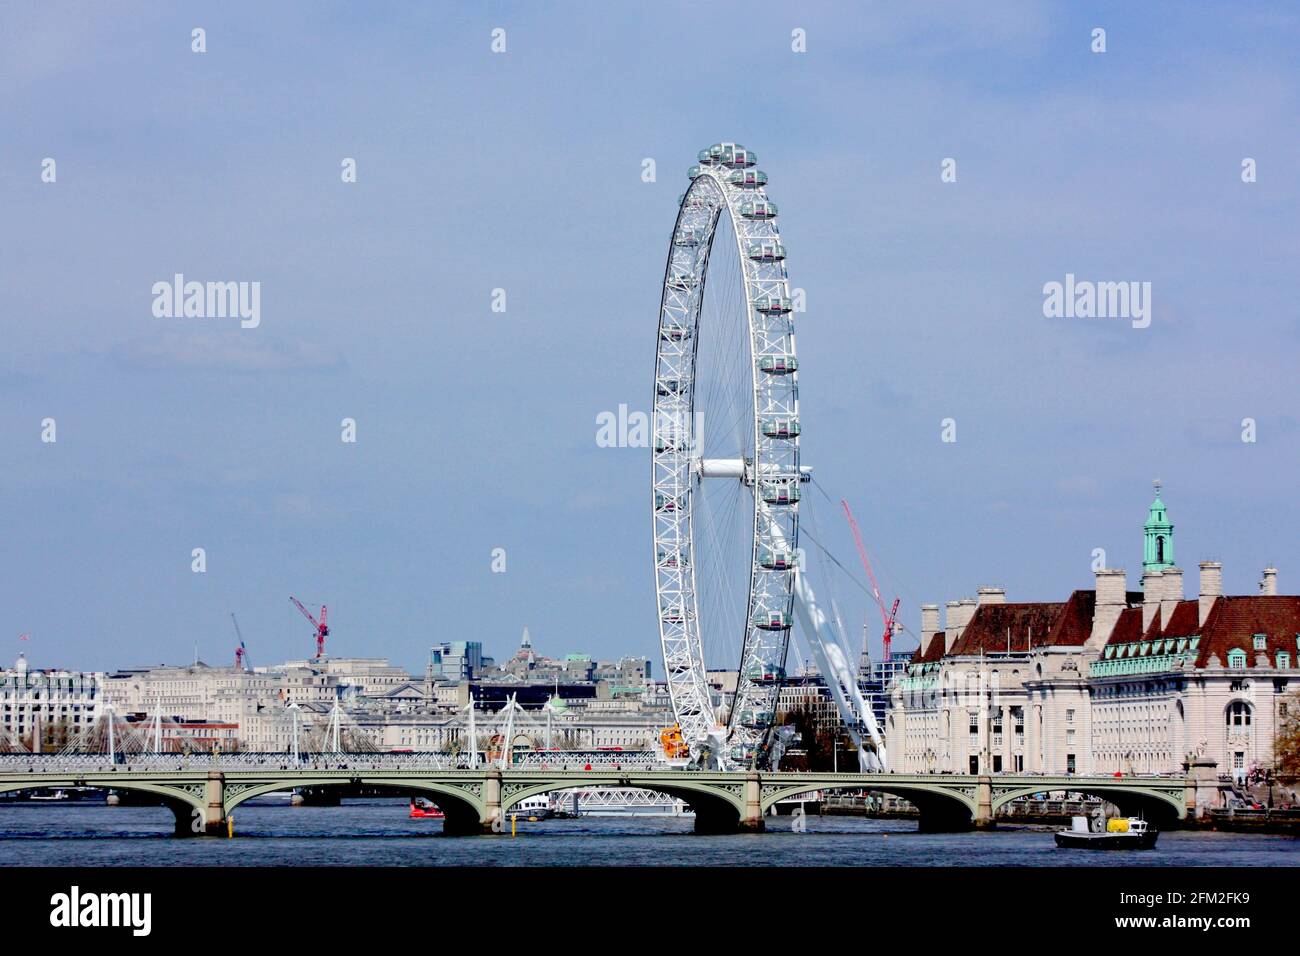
[0,799,1295,866]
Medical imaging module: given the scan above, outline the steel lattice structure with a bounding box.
[653,143,801,769]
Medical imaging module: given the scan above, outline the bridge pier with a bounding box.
[172,771,229,836]
[739,772,764,833]
[973,775,995,830]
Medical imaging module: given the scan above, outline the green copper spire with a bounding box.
[1143,479,1174,572]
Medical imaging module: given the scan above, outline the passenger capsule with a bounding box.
[762,417,800,439]
[667,272,698,292]
[747,242,785,263]
[754,610,791,630]
[740,200,778,220]
[657,549,688,568]
[661,606,687,624]
[727,169,768,189]
[660,321,692,342]
[761,481,800,505]
[719,144,756,168]
[673,228,705,247]
[759,355,799,375]
[759,549,796,570]
[687,164,702,179]
[745,660,786,682]
[656,378,683,396]
[654,434,687,453]
[654,493,679,512]
[738,709,774,730]
[754,296,792,315]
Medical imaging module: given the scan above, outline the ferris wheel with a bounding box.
[651,142,803,769]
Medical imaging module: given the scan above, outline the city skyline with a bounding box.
[4,2,1299,675]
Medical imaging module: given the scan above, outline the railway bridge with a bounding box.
[0,756,1203,836]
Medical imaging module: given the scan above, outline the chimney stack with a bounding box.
[944,601,961,653]
[1198,561,1222,627]
[921,604,940,646]
[1142,570,1164,632]
[1160,567,1184,625]
[945,599,977,652]
[1090,568,1127,646]
[1260,567,1278,596]
[977,587,1006,606]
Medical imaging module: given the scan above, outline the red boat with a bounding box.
[409,798,444,819]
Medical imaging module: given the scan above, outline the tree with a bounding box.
[1276,692,1300,783]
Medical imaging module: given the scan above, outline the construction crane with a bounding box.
[231,613,251,672]
[840,499,900,662]
[289,597,329,660]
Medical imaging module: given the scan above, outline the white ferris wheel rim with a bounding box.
[651,143,801,768]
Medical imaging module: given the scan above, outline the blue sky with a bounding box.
[2,2,1298,673]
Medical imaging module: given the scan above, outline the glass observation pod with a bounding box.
[754,610,792,630]
[661,606,687,624]
[761,481,801,505]
[656,378,683,396]
[727,169,768,189]
[654,493,679,512]
[719,144,756,168]
[740,199,778,220]
[745,661,786,682]
[730,746,755,763]
[667,272,698,292]
[738,709,774,729]
[673,228,705,247]
[759,549,796,570]
[660,322,692,342]
[754,296,792,314]
[654,434,687,453]
[762,418,801,439]
[759,355,799,375]
[657,549,689,568]
[697,146,721,165]
[747,242,786,263]
[686,164,701,179]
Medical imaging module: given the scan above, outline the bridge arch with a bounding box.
[760,782,978,832]
[991,783,1185,826]
[500,775,747,834]
[222,777,488,835]
[0,778,206,834]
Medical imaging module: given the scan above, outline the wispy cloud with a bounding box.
[106,332,345,374]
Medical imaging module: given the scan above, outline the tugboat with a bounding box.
[408,797,444,820]
[1054,814,1159,850]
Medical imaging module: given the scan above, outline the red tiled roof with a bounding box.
[911,632,947,664]
[948,601,1065,656]
[1195,595,1300,668]
[1107,606,1144,645]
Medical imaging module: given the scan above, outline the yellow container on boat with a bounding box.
[1106,818,1130,833]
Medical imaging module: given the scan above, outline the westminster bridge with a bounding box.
[0,753,1210,836]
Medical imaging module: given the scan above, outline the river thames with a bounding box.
[1,799,1295,867]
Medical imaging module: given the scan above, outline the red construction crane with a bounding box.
[231,613,251,672]
[289,597,329,659]
[840,499,900,661]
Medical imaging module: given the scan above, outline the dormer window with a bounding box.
[1252,634,1267,651]
[1227,649,1247,669]
[1278,652,1292,670]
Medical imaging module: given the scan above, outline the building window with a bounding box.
[1278,652,1291,670]
[1228,649,1246,669]
[1066,754,1076,774]
[1227,701,1252,728]
[1066,708,1075,724]
[1014,754,1024,772]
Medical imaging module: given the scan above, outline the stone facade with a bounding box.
[887,491,1299,784]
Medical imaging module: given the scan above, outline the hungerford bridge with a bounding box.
[0,753,1209,836]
